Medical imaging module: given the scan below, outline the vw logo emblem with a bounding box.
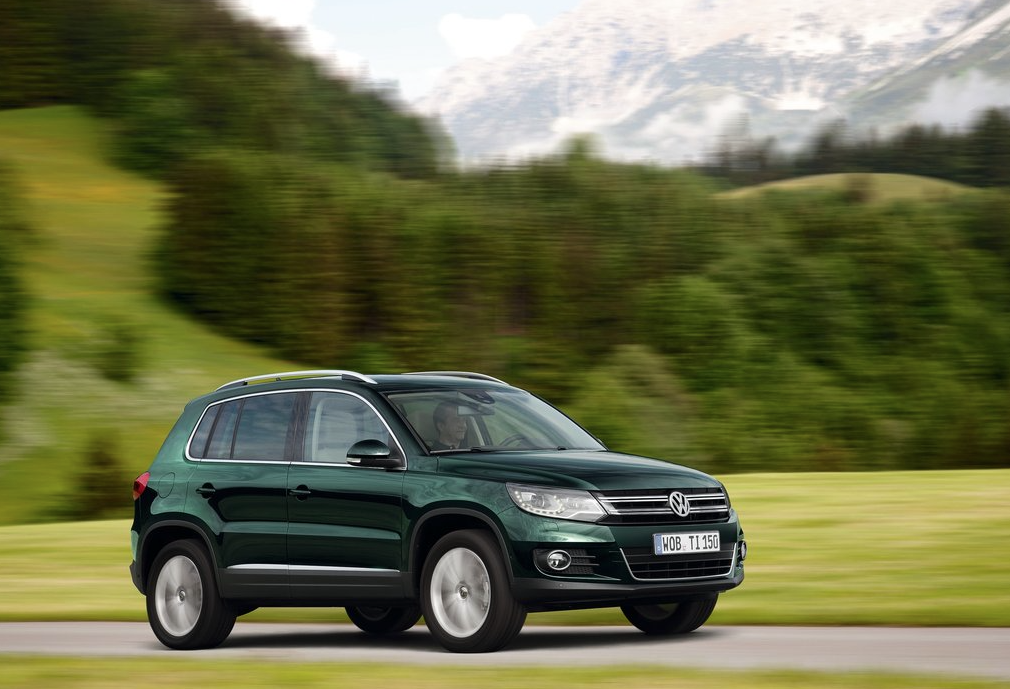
[669,491,691,517]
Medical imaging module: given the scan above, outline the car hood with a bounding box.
[435,450,720,491]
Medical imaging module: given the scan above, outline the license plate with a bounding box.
[653,531,720,555]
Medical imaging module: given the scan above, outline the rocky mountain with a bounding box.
[418,0,1010,165]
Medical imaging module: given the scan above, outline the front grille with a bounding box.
[595,487,730,525]
[621,545,736,581]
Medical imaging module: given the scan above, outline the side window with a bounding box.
[397,396,481,451]
[190,393,296,461]
[303,392,396,463]
[233,393,297,460]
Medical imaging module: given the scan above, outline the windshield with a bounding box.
[387,388,605,453]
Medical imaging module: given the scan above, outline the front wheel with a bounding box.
[621,595,718,635]
[345,605,422,635]
[146,540,235,650]
[421,530,526,652]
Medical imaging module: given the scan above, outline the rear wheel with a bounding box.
[146,540,235,650]
[621,595,718,635]
[421,530,526,652]
[345,605,422,635]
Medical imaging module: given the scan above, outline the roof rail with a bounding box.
[403,371,508,385]
[217,370,377,391]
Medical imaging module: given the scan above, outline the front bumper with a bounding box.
[513,567,743,609]
[501,506,746,610]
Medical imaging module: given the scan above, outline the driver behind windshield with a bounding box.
[431,401,467,450]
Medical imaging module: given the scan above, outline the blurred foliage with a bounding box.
[89,319,142,385]
[0,0,445,178]
[156,148,1010,472]
[55,435,131,522]
[0,160,30,408]
[707,107,1010,188]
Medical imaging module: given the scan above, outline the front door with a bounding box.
[286,391,407,600]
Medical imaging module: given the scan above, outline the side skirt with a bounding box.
[220,564,411,605]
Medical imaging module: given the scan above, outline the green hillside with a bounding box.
[717,172,976,204]
[0,106,293,524]
[2,107,1009,528]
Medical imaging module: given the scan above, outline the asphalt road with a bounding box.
[1,622,1009,679]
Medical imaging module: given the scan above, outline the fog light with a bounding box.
[739,540,748,561]
[546,550,572,571]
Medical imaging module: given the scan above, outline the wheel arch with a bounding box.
[136,519,218,595]
[407,507,513,597]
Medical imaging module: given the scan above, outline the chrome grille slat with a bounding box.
[608,506,727,514]
[602,491,725,500]
[594,487,730,525]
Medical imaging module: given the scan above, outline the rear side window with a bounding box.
[189,392,297,461]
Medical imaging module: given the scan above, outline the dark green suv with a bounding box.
[130,370,746,652]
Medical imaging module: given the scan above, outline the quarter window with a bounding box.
[205,402,239,459]
[189,404,220,458]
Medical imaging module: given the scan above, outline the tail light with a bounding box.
[132,472,150,501]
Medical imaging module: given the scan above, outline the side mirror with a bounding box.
[346,439,402,469]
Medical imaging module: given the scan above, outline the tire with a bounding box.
[345,605,422,635]
[621,594,718,635]
[420,530,526,653]
[146,539,236,650]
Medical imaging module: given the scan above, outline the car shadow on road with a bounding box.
[220,626,442,651]
[215,624,731,654]
[509,626,730,651]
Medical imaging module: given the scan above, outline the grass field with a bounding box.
[1,470,1007,627]
[2,658,1007,689]
[716,172,975,204]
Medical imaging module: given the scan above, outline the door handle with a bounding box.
[289,486,312,500]
[195,483,216,498]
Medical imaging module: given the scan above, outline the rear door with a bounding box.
[186,391,297,597]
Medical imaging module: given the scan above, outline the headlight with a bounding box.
[507,483,605,522]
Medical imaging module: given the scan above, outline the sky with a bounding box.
[230,1,582,100]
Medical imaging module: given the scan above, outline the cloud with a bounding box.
[228,0,316,29]
[228,0,355,76]
[438,13,537,60]
[333,50,370,78]
[911,70,1010,129]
